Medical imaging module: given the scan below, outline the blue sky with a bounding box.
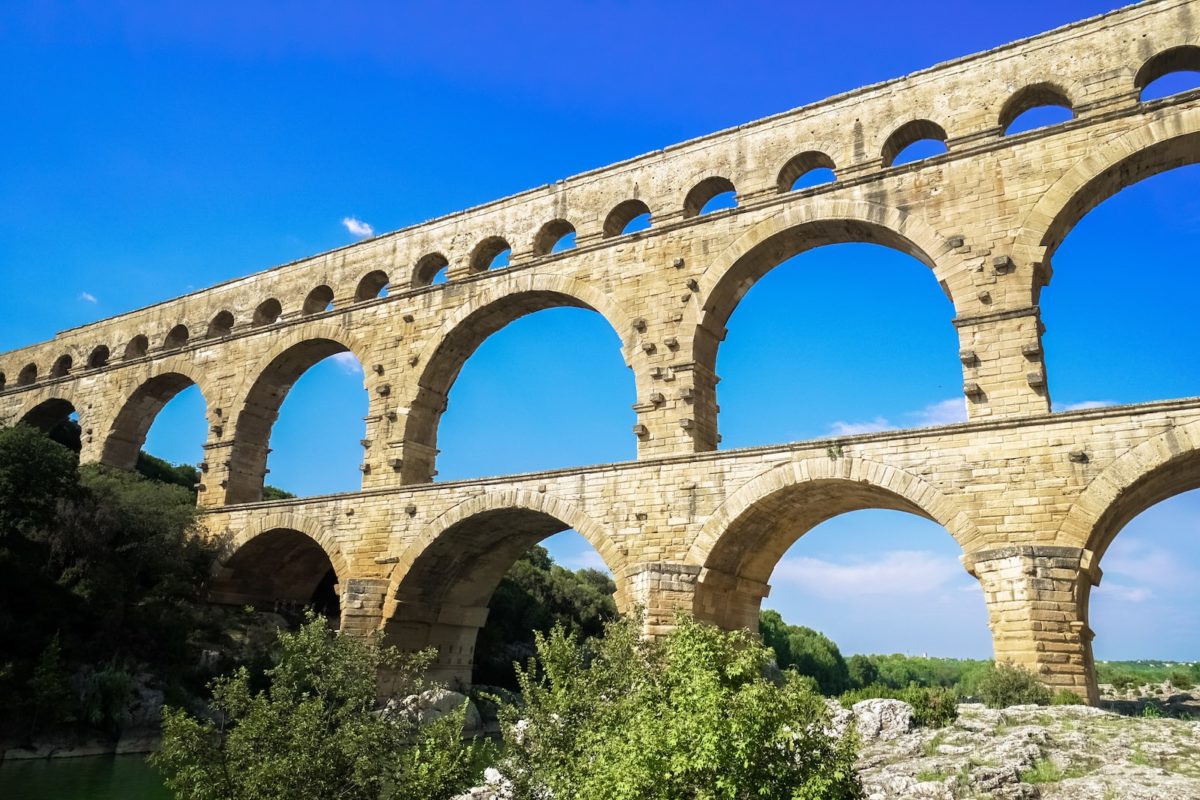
[2,1,1198,660]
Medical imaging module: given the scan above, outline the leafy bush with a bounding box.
[153,612,491,800]
[500,614,864,800]
[839,684,958,727]
[974,663,1051,708]
[1051,689,1085,705]
[846,654,878,688]
[759,609,852,695]
[1169,671,1195,690]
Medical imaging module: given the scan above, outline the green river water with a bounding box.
[0,755,169,799]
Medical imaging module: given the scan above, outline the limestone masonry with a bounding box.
[4,0,1200,701]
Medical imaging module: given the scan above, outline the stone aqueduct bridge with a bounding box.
[3,0,1200,701]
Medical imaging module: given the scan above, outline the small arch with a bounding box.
[206,310,235,338]
[20,397,80,450]
[302,285,334,316]
[777,151,837,192]
[87,345,110,369]
[603,199,652,238]
[412,253,449,288]
[0,372,6,391]
[252,298,282,328]
[1135,45,1200,101]
[1000,82,1075,135]
[163,324,190,350]
[469,236,512,273]
[124,334,149,360]
[532,219,577,256]
[355,270,390,301]
[17,364,36,386]
[683,176,737,218]
[882,119,949,167]
[101,368,208,470]
[50,354,73,378]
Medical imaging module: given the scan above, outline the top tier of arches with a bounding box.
[1,10,1198,390]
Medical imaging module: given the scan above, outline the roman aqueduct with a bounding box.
[3,0,1200,702]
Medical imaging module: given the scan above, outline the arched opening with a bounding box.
[1000,83,1075,135]
[412,253,449,287]
[302,285,334,316]
[402,290,633,484]
[49,354,72,378]
[532,219,577,256]
[209,529,341,622]
[882,119,949,167]
[163,324,189,350]
[603,199,652,237]
[20,398,81,451]
[703,219,958,449]
[18,363,37,386]
[206,310,235,338]
[386,505,617,689]
[683,176,737,218]
[1039,141,1200,407]
[102,372,208,473]
[691,473,982,650]
[226,339,366,504]
[87,345,110,369]
[124,334,149,360]
[1136,45,1200,102]
[252,299,282,328]
[777,151,837,192]
[469,236,512,273]
[355,270,390,301]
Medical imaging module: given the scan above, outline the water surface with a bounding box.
[0,755,169,799]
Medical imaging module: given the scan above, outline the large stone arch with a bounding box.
[224,322,372,505]
[1056,418,1200,562]
[16,393,84,453]
[206,510,345,618]
[686,456,981,631]
[383,488,625,686]
[99,356,214,471]
[399,273,634,484]
[1013,105,1200,303]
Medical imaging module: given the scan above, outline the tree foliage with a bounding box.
[152,612,490,800]
[499,615,863,800]
[759,609,852,695]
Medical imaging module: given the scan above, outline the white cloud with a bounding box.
[772,550,971,598]
[1102,583,1152,603]
[1104,540,1195,588]
[827,416,893,436]
[562,550,611,573]
[909,398,967,427]
[342,216,374,238]
[328,351,363,375]
[79,291,97,303]
[1055,400,1116,412]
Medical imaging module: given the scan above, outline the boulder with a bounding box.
[852,699,914,741]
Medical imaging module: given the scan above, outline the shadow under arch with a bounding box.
[101,360,212,470]
[399,275,633,484]
[225,324,371,505]
[383,489,625,687]
[19,396,81,451]
[208,512,348,621]
[1013,107,1200,301]
[686,457,980,631]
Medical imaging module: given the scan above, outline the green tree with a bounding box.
[759,609,851,695]
[500,614,863,800]
[153,612,491,800]
[846,654,878,689]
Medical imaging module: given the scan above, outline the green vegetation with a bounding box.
[499,614,864,800]
[473,545,617,689]
[975,663,1053,708]
[839,684,959,727]
[0,424,219,739]
[153,612,492,800]
[759,609,852,695]
[1019,758,1065,784]
[1098,660,1200,690]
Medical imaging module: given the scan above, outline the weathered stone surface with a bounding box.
[2,1,1199,700]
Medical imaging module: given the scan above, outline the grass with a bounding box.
[921,731,946,757]
[1020,759,1064,784]
[915,768,951,782]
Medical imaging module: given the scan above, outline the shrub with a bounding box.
[839,684,958,728]
[501,614,864,800]
[152,612,491,800]
[846,654,879,688]
[1050,689,1085,706]
[975,663,1051,708]
[1169,671,1195,690]
[759,610,852,695]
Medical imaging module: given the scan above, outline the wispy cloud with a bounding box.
[1102,582,1152,603]
[342,216,374,238]
[909,398,967,427]
[79,291,97,303]
[1055,400,1116,412]
[1105,540,1195,588]
[328,351,363,375]
[562,550,611,574]
[827,416,892,436]
[772,550,972,598]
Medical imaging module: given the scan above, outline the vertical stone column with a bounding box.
[692,566,771,632]
[381,601,491,692]
[966,545,1098,703]
[954,307,1051,420]
[632,361,719,457]
[622,562,702,636]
